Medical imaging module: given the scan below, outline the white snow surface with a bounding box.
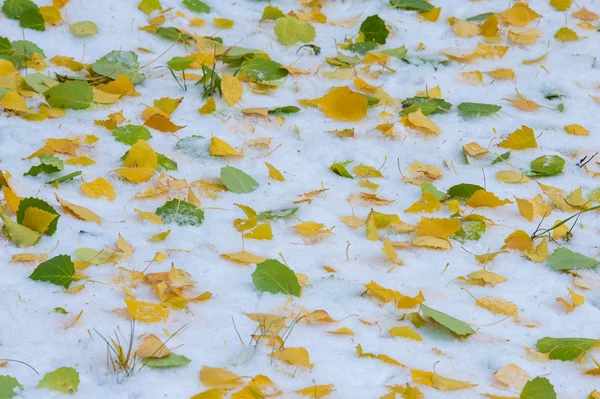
[1,0,600,398]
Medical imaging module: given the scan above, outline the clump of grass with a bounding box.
[94,321,137,381]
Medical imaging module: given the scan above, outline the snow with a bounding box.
[1,0,600,398]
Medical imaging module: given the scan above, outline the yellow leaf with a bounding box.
[502,230,533,252]
[137,334,170,358]
[412,236,451,250]
[448,18,481,37]
[199,366,243,389]
[97,74,138,97]
[271,347,313,369]
[148,230,170,242]
[389,326,422,341]
[214,18,234,28]
[210,137,242,157]
[463,142,489,157]
[340,215,365,229]
[114,168,156,183]
[551,0,572,11]
[525,239,549,262]
[494,364,530,389]
[554,27,579,41]
[508,28,542,45]
[504,98,541,112]
[242,107,269,118]
[81,178,116,200]
[460,269,507,287]
[573,8,599,21]
[264,162,284,181]
[556,286,584,313]
[406,161,442,181]
[11,253,47,263]
[415,217,461,239]
[65,156,95,166]
[406,192,441,213]
[22,207,58,234]
[293,221,333,236]
[40,5,61,24]
[364,281,424,308]
[496,171,530,184]
[415,85,442,99]
[296,384,335,398]
[497,3,542,26]
[220,251,266,265]
[466,190,512,208]
[221,73,243,106]
[419,7,441,22]
[473,43,509,59]
[244,222,273,240]
[134,208,163,224]
[522,53,547,64]
[93,89,122,104]
[115,234,134,255]
[538,182,577,212]
[564,124,589,136]
[154,97,183,115]
[486,68,515,80]
[382,239,402,265]
[144,114,185,133]
[199,97,216,115]
[406,109,440,135]
[0,91,28,112]
[124,298,170,323]
[310,86,368,121]
[498,125,537,149]
[327,327,354,336]
[233,204,257,232]
[431,373,477,391]
[56,194,102,224]
[476,296,518,317]
[480,15,500,41]
[514,195,551,221]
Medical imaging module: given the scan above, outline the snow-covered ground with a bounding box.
[1,0,600,398]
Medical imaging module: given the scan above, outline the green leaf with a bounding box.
[37,367,79,394]
[92,50,144,84]
[156,26,193,43]
[74,248,113,265]
[3,0,45,31]
[23,73,58,94]
[390,0,434,11]
[10,40,45,69]
[70,21,98,37]
[274,17,316,46]
[25,154,64,176]
[17,197,60,236]
[257,207,298,221]
[401,97,452,116]
[330,160,354,178]
[377,46,408,59]
[54,307,68,314]
[0,375,23,399]
[29,255,75,289]
[548,248,599,271]
[491,151,511,165]
[175,135,206,159]
[220,166,259,194]
[535,337,599,361]
[1,214,41,247]
[45,171,82,185]
[138,0,161,14]
[113,125,152,145]
[182,0,210,13]
[252,259,301,296]
[261,5,284,21]
[144,353,192,368]
[360,15,389,45]
[221,46,266,66]
[451,220,486,243]
[420,304,474,336]
[527,155,565,177]
[466,12,494,22]
[44,81,93,110]
[420,182,446,200]
[520,377,556,399]
[156,199,204,226]
[157,153,177,171]
[347,42,377,55]
[457,102,502,116]
[0,37,11,62]
[268,106,300,115]
[240,58,288,82]
[167,56,194,71]
[446,183,484,200]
